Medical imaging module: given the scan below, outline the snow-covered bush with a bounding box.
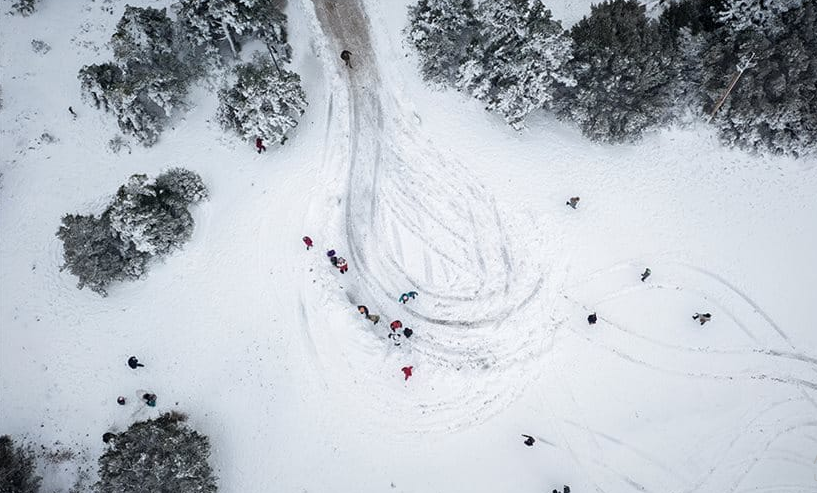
[10,0,38,16]
[57,213,149,295]
[95,412,217,493]
[57,169,207,295]
[701,0,816,156]
[217,53,307,143]
[176,0,291,62]
[557,0,674,142]
[78,7,193,146]
[406,0,479,85]
[0,435,41,493]
[456,0,574,128]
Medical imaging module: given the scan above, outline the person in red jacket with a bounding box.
[336,257,348,274]
[390,320,403,332]
[255,137,267,154]
[401,366,413,381]
[302,236,313,250]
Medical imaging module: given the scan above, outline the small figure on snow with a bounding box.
[566,197,580,209]
[302,236,313,250]
[142,393,157,407]
[641,268,651,282]
[522,434,535,446]
[255,137,267,154]
[587,313,597,325]
[68,106,77,119]
[368,314,380,324]
[403,327,413,339]
[552,487,570,493]
[116,396,126,405]
[327,249,338,266]
[388,331,403,346]
[401,366,413,381]
[340,50,352,68]
[127,356,144,369]
[693,312,712,325]
[399,291,419,304]
[337,257,348,274]
[102,432,116,444]
[390,320,403,331]
[358,305,380,324]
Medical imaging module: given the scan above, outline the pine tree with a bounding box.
[56,213,148,296]
[217,53,307,143]
[457,0,574,128]
[557,0,674,142]
[10,0,38,16]
[95,412,217,493]
[701,0,816,156]
[0,435,41,493]
[406,0,479,85]
[155,168,209,206]
[176,0,290,61]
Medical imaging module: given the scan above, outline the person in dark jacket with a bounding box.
[587,313,597,325]
[255,137,267,153]
[641,267,651,282]
[403,327,413,338]
[127,356,144,369]
[102,432,116,444]
[522,434,535,446]
[117,396,126,405]
[693,312,712,325]
[142,393,157,407]
[340,50,352,68]
[566,197,580,209]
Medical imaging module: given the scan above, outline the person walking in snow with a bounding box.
[127,356,144,369]
[68,106,77,119]
[336,257,348,274]
[340,50,352,68]
[368,314,380,324]
[327,250,338,266]
[587,313,597,325]
[566,197,580,209]
[403,327,413,339]
[142,393,157,407]
[255,137,267,154]
[390,320,403,332]
[693,312,712,325]
[401,366,413,381]
[358,306,380,324]
[302,236,313,250]
[388,331,403,346]
[399,291,419,304]
[117,396,126,405]
[522,434,535,446]
[641,268,651,282]
[102,432,116,444]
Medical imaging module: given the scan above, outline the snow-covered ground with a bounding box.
[2,0,816,492]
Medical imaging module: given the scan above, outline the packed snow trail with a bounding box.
[302,0,551,433]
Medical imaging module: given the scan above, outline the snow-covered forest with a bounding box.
[1,0,816,491]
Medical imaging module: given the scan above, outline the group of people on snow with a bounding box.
[104,356,158,443]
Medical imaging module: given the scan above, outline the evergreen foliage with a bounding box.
[701,0,816,156]
[10,0,38,16]
[57,169,207,296]
[557,0,674,142]
[217,53,307,143]
[457,0,574,127]
[406,0,479,85]
[0,435,42,493]
[78,7,194,146]
[176,0,291,62]
[95,412,217,493]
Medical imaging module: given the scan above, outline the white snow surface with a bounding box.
[2,0,817,492]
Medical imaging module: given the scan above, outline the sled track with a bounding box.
[307,0,551,433]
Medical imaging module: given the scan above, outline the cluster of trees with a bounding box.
[79,1,305,147]
[2,412,217,492]
[57,168,208,296]
[96,412,217,492]
[9,0,38,16]
[406,0,816,156]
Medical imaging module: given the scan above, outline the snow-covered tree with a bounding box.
[217,53,307,143]
[717,0,804,36]
[457,0,574,128]
[557,0,674,142]
[0,435,41,493]
[10,0,38,16]
[78,7,194,146]
[155,168,209,206]
[406,0,479,85]
[107,174,195,257]
[95,412,217,493]
[56,213,148,296]
[176,0,290,61]
[702,0,817,156]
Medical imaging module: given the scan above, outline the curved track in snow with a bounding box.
[304,0,550,433]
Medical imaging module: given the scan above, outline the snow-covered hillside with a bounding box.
[2,0,816,492]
